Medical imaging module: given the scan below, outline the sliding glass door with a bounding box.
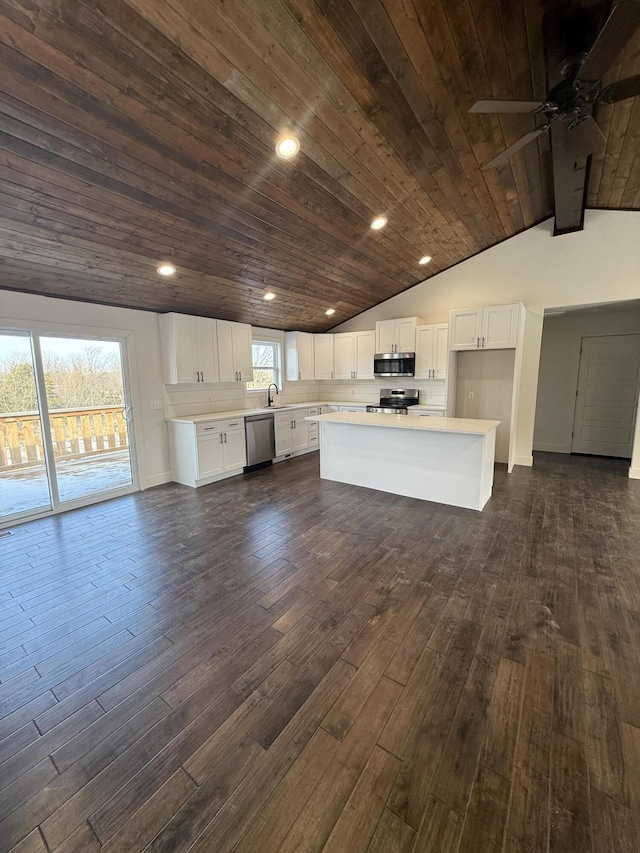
[1,331,137,525]
[0,332,52,518]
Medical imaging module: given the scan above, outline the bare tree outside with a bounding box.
[0,344,124,414]
[246,342,278,391]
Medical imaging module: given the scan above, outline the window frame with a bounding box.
[246,339,281,392]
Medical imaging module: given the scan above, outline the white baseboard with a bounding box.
[629,467,640,480]
[514,455,534,468]
[532,443,571,454]
[143,472,173,489]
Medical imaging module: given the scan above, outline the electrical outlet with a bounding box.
[468,391,474,400]
[150,400,163,410]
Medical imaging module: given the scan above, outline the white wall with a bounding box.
[333,210,640,470]
[534,309,640,453]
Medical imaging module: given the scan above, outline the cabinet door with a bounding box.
[292,410,309,451]
[395,318,417,353]
[481,304,519,349]
[275,415,292,455]
[433,324,449,379]
[314,335,334,380]
[375,320,396,354]
[159,313,198,384]
[196,433,224,478]
[334,333,355,379]
[195,317,219,383]
[286,332,314,381]
[414,325,434,378]
[354,331,375,379]
[232,322,253,381]
[222,429,246,470]
[216,320,236,382]
[298,333,314,380]
[449,309,482,350]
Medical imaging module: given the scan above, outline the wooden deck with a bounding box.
[0,451,639,852]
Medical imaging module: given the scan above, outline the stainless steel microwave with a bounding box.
[373,352,415,378]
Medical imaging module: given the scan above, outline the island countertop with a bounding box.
[305,411,500,435]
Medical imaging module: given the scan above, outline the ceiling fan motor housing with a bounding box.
[545,54,599,126]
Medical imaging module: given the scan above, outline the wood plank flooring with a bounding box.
[1,451,639,852]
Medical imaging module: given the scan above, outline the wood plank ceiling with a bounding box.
[0,0,637,331]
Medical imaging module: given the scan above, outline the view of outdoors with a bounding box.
[0,334,133,519]
[246,341,278,391]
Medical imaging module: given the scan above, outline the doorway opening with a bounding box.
[533,300,640,465]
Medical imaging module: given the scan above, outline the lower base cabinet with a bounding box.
[169,417,246,487]
[274,407,324,458]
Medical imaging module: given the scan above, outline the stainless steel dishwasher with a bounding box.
[244,413,275,471]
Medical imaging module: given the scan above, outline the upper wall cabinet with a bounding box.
[284,332,314,381]
[314,334,335,380]
[217,320,253,383]
[449,304,521,351]
[375,317,422,354]
[334,331,375,380]
[415,324,448,379]
[159,313,219,384]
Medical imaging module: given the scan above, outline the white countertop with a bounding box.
[306,411,500,435]
[166,401,362,425]
[166,400,446,425]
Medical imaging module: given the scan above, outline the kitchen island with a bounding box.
[306,411,500,511]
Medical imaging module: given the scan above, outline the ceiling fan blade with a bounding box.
[481,127,548,170]
[550,123,588,234]
[469,100,543,114]
[569,116,606,157]
[600,73,640,104]
[577,1,640,83]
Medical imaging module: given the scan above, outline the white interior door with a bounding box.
[572,334,640,457]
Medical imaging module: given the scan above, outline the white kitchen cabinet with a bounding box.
[284,332,314,381]
[375,317,422,354]
[313,335,334,380]
[307,406,320,447]
[291,410,309,451]
[449,304,520,350]
[159,313,219,384]
[275,408,309,455]
[339,405,367,412]
[217,320,253,382]
[334,330,375,380]
[415,324,448,379]
[168,416,246,487]
[275,411,292,456]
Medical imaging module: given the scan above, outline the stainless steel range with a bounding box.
[366,388,420,415]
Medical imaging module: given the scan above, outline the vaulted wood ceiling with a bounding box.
[0,0,638,331]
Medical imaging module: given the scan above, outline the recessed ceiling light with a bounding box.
[370,216,387,231]
[325,308,335,316]
[157,263,176,276]
[263,292,276,301]
[275,135,300,159]
[419,255,432,265]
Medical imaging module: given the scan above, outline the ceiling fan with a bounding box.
[469,0,640,234]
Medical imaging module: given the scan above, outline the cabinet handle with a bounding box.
[331,370,333,379]
[224,433,227,443]
[239,371,242,381]
[476,337,480,348]
[482,337,485,348]
[219,433,223,443]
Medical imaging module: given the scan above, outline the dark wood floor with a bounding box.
[1,451,639,852]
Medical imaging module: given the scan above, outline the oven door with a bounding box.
[373,352,415,377]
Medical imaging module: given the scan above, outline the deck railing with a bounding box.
[0,406,128,470]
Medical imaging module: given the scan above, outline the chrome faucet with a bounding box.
[267,383,279,407]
